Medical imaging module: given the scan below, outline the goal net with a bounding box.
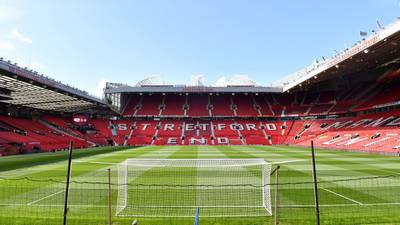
[116,158,272,217]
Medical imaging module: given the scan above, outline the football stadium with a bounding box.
[1,2,400,225]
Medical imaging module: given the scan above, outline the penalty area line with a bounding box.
[321,187,363,205]
[74,160,118,165]
[272,159,307,164]
[78,159,308,165]
[27,190,65,206]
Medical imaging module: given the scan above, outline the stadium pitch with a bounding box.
[0,145,399,225]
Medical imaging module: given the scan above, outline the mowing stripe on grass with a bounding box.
[197,146,225,158]
[227,145,392,207]
[1,145,400,224]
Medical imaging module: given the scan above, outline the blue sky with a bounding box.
[0,0,399,97]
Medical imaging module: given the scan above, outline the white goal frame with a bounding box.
[116,158,272,217]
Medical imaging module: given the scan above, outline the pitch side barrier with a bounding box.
[1,172,399,224]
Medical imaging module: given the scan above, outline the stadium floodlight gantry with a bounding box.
[116,158,272,217]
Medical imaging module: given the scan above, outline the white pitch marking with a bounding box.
[279,202,400,207]
[74,160,118,165]
[3,202,399,208]
[321,187,363,205]
[27,190,65,206]
[374,168,400,176]
[272,159,307,164]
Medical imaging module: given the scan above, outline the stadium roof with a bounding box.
[0,59,108,113]
[104,82,282,94]
[133,74,261,87]
[275,19,400,92]
[104,75,282,94]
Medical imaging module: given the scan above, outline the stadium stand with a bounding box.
[161,94,185,116]
[1,20,400,155]
[232,94,259,116]
[136,94,163,116]
[3,81,400,153]
[253,95,274,115]
[187,94,210,117]
[210,94,234,116]
[122,95,141,116]
[0,116,89,152]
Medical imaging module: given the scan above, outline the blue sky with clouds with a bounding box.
[0,0,399,96]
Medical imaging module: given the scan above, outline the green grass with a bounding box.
[0,145,400,225]
[0,146,132,172]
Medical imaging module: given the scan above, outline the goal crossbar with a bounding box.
[123,158,268,167]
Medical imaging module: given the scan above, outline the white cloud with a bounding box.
[191,74,205,86]
[0,28,33,50]
[9,28,32,44]
[213,76,227,87]
[0,5,22,21]
[0,41,14,49]
[94,78,108,98]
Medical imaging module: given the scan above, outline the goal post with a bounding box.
[116,160,128,215]
[116,158,272,217]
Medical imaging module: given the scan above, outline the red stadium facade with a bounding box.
[1,20,400,156]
